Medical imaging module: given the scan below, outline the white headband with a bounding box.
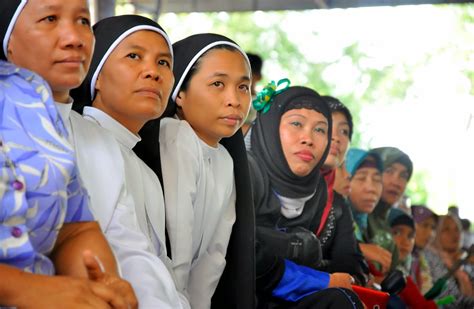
[2,0,28,59]
[90,25,174,99]
[171,41,250,101]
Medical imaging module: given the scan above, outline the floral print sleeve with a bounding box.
[425,248,474,309]
[0,61,93,275]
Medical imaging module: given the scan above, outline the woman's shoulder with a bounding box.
[247,151,265,179]
[160,118,199,146]
[246,152,270,204]
[159,118,204,171]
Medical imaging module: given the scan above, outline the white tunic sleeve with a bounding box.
[160,118,201,294]
[106,186,190,309]
[74,111,190,309]
[187,182,236,309]
[160,118,236,309]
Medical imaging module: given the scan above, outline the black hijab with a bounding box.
[250,86,332,198]
[0,0,27,60]
[136,33,255,309]
[71,14,172,111]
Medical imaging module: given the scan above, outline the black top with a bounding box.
[319,191,367,284]
[249,152,327,293]
[250,153,366,286]
[211,131,256,309]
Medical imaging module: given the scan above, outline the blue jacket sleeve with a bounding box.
[272,259,330,302]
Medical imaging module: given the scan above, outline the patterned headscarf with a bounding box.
[371,146,413,181]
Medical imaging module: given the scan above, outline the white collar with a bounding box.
[54,98,74,122]
[276,192,315,219]
[83,106,141,150]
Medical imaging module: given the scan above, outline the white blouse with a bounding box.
[276,192,315,219]
[56,103,189,309]
[160,118,236,309]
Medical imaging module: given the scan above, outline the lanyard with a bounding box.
[316,169,336,237]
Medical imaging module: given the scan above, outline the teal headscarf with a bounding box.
[345,148,383,241]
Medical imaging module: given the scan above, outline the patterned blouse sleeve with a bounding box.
[19,62,94,224]
[64,166,94,223]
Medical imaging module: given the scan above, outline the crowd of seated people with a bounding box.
[1,1,472,308]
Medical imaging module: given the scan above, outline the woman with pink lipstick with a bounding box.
[155,33,253,309]
[249,85,363,308]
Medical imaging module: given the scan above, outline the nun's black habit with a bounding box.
[134,33,255,309]
[69,14,195,308]
[0,0,27,61]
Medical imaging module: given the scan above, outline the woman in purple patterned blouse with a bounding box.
[0,0,137,307]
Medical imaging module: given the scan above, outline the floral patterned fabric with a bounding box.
[425,248,474,308]
[0,61,92,275]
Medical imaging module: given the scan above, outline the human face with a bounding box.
[7,0,94,103]
[391,225,415,261]
[93,31,174,134]
[382,162,409,205]
[415,217,436,249]
[280,109,329,177]
[349,167,383,213]
[176,49,251,147]
[324,112,350,169]
[438,217,462,253]
[334,161,351,197]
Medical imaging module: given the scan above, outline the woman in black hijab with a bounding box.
[249,84,363,308]
[135,33,255,309]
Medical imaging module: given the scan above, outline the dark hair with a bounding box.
[246,53,263,76]
[179,44,241,93]
[321,95,353,141]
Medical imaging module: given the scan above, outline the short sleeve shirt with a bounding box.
[0,61,93,275]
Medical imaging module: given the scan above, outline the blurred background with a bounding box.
[90,0,474,221]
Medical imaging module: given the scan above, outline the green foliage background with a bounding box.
[117,3,474,210]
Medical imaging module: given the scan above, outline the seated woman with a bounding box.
[411,205,438,294]
[71,14,191,308]
[0,60,133,309]
[369,146,414,273]
[155,33,252,308]
[425,214,474,308]
[345,148,392,280]
[388,208,437,308]
[334,161,351,198]
[318,96,366,285]
[150,33,255,309]
[1,0,136,306]
[249,84,363,308]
